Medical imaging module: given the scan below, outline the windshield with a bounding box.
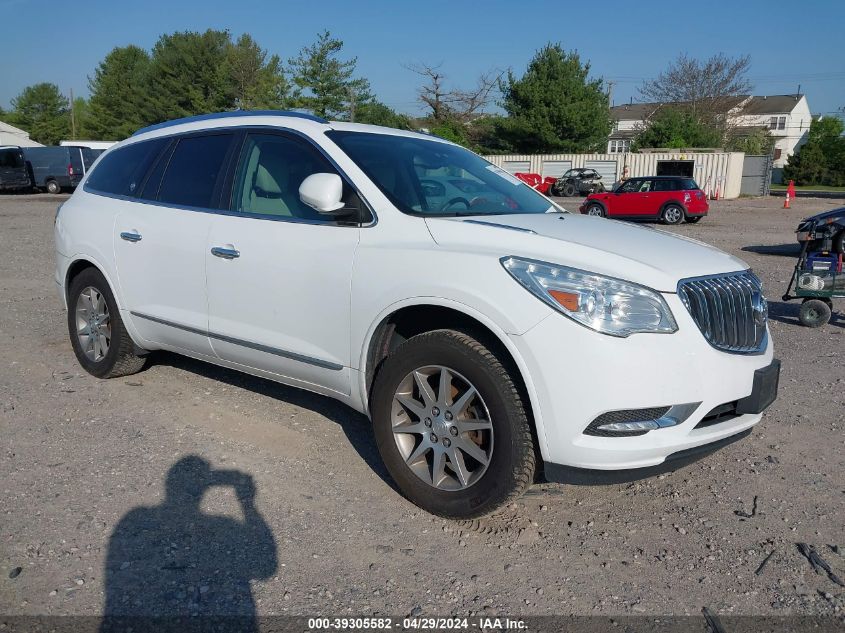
[326,131,557,216]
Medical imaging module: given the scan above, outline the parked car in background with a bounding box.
[580,176,708,225]
[0,146,31,192]
[23,146,98,194]
[796,207,845,254]
[551,168,605,197]
[56,111,777,519]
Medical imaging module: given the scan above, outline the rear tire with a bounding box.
[661,204,684,225]
[46,180,61,194]
[799,299,831,328]
[67,267,147,378]
[371,329,535,519]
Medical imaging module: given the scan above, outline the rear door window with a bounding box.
[85,138,168,196]
[157,134,233,209]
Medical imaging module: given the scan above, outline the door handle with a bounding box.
[119,231,142,243]
[211,246,240,260]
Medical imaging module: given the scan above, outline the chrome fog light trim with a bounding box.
[596,402,701,434]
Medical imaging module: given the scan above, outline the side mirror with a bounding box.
[299,173,345,214]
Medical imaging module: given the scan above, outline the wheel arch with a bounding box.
[585,199,607,214]
[659,199,688,217]
[64,255,124,312]
[360,299,550,460]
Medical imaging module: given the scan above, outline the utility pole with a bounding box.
[69,87,76,140]
[607,81,615,107]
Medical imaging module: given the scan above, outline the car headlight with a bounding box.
[501,256,678,337]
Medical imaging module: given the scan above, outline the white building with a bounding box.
[729,95,812,180]
[0,120,43,147]
[609,94,812,181]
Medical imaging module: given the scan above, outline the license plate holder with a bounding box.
[736,359,781,415]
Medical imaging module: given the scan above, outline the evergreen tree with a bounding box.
[85,45,151,140]
[224,34,291,110]
[289,31,371,119]
[784,117,845,186]
[499,44,611,153]
[5,83,70,145]
[146,29,234,122]
[353,101,410,129]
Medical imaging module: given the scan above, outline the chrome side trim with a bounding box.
[130,311,343,371]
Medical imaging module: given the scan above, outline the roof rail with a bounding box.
[132,110,328,136]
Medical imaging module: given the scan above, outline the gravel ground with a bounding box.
[0,193,843,623]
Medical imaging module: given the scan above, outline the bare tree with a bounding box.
[406,62,502,123]
[639,53,752,119]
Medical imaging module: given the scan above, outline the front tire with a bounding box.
[585,202,606,217]
[371,329,535,519]
[562,183,577,197]
[67,267,147,378]
[661,204,684,225]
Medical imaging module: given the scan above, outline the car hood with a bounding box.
[799,206,845,224]
[425,213,749,293]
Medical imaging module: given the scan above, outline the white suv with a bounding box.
[55,111,779,518]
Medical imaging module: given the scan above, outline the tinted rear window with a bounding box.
[157,134,232,208]
[85,139,167,196]
[680,178,699,190]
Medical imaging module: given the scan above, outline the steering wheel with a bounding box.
[440,197,470,212]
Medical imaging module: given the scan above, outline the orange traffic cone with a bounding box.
[784,180,795,209]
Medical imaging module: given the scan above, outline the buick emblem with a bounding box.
[751,292,768,327]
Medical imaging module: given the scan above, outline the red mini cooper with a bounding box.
[579,176,709,224]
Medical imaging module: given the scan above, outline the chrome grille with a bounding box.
[678,271,767,354]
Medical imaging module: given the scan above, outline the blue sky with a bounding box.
[2,0,844,118]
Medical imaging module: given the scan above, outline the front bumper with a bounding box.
[509,292,775,471]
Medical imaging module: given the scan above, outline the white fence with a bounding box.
[484,151,746,199]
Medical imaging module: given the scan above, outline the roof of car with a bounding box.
[129,110,444,145]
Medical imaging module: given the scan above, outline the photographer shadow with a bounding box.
[100,456,276,633]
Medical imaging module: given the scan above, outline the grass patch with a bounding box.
[770,184,845,192]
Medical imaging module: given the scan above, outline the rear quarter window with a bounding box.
[85,139,168,197]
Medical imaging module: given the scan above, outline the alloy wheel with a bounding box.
[75,286,111,361]
[391,365,493,491]
[665,206,683,224]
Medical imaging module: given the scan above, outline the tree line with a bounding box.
[4,31,838,186]
[0,30,410,145]
[0,31,616,152]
